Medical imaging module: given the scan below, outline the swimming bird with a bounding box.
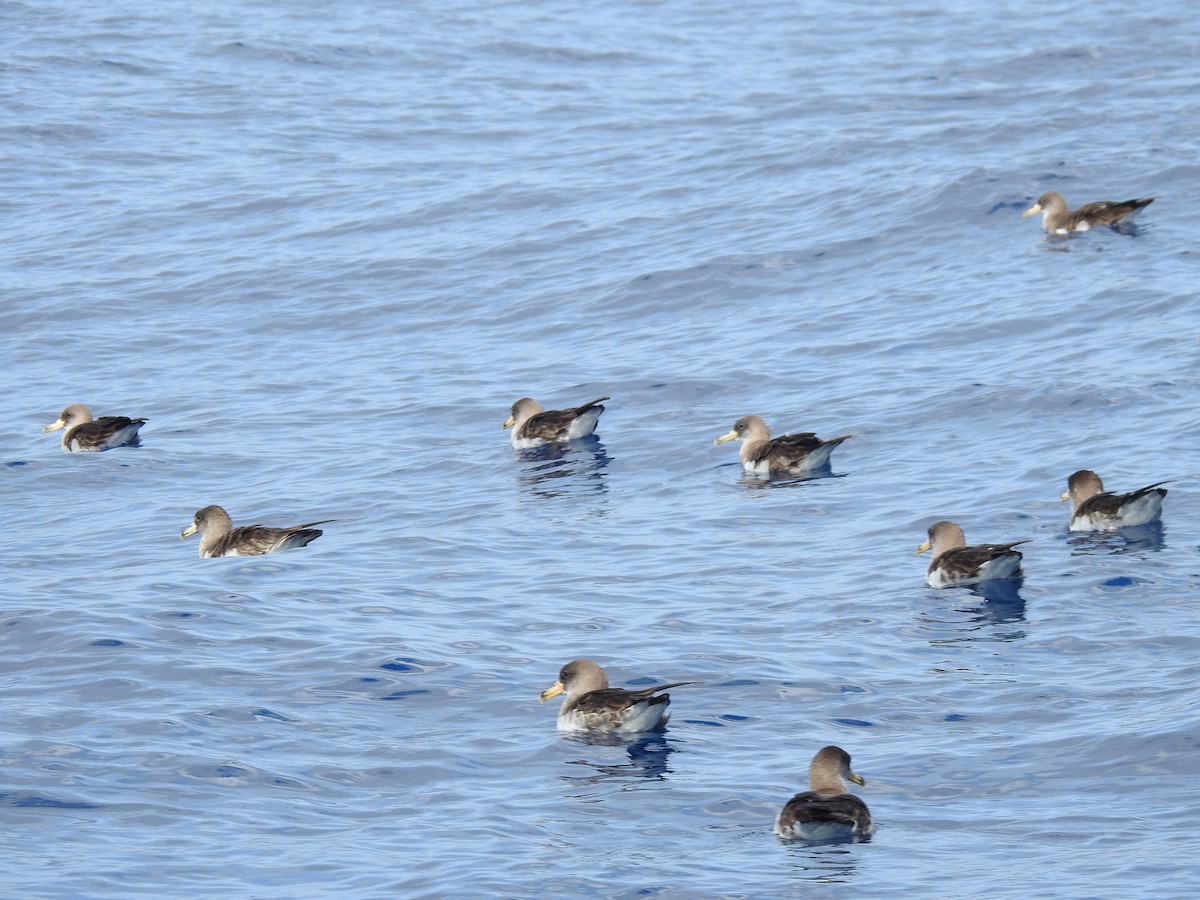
[1023,191,1153,234]
[917,520,1027,587]
[503,396,609,449]
[180,505,333,558]
[538,658,691,734]
[713,415,851,476]
[775,745,874,842]
[1060,469,1167,532]
[42,403,147,452]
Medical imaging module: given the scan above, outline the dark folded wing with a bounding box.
[750,432,822,465]
[571,681,692,715]
[935,542,1026,577]
[778,792,871,829]
[1070,197,1153,228]
[520,408,585,440]
[214,524,325,556]
[1079,484,1166,518]
[518,398,606,440]
[70,417,146,447]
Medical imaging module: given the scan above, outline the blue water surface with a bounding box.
[3,0,1199,897]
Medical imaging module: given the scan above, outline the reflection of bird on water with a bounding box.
[969,577,1026,619]
[516,441,610,499]
[560,734,677,785]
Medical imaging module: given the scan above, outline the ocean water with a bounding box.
[3,0,1199,896]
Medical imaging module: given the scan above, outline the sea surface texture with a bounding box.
[3,0,1198,896]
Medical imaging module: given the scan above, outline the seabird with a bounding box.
[42,403,147,452]
[503,396,609,449]
[1060,470,1167,531]
[1023,191,1153,234]
[775,745,874,842]
[917,520,1027,587]
[538,658,691,734]
[713,415,851,476]
[180,505,333,558]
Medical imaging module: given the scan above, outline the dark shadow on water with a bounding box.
[558,732,678,785]
[779,838,866,882]
[970,577,1026,618]
[916,578,1027,644]
[988,199,1029,214]
[1110,220,1149,236]
[1040,238,1072,252]
[515,437,610,500]
[1066,522,1165,555]
[733,467,847,491]
[0,791,99,809]
[1040,222,1148,251]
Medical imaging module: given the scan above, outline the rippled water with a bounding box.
[4,0,1199,896]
